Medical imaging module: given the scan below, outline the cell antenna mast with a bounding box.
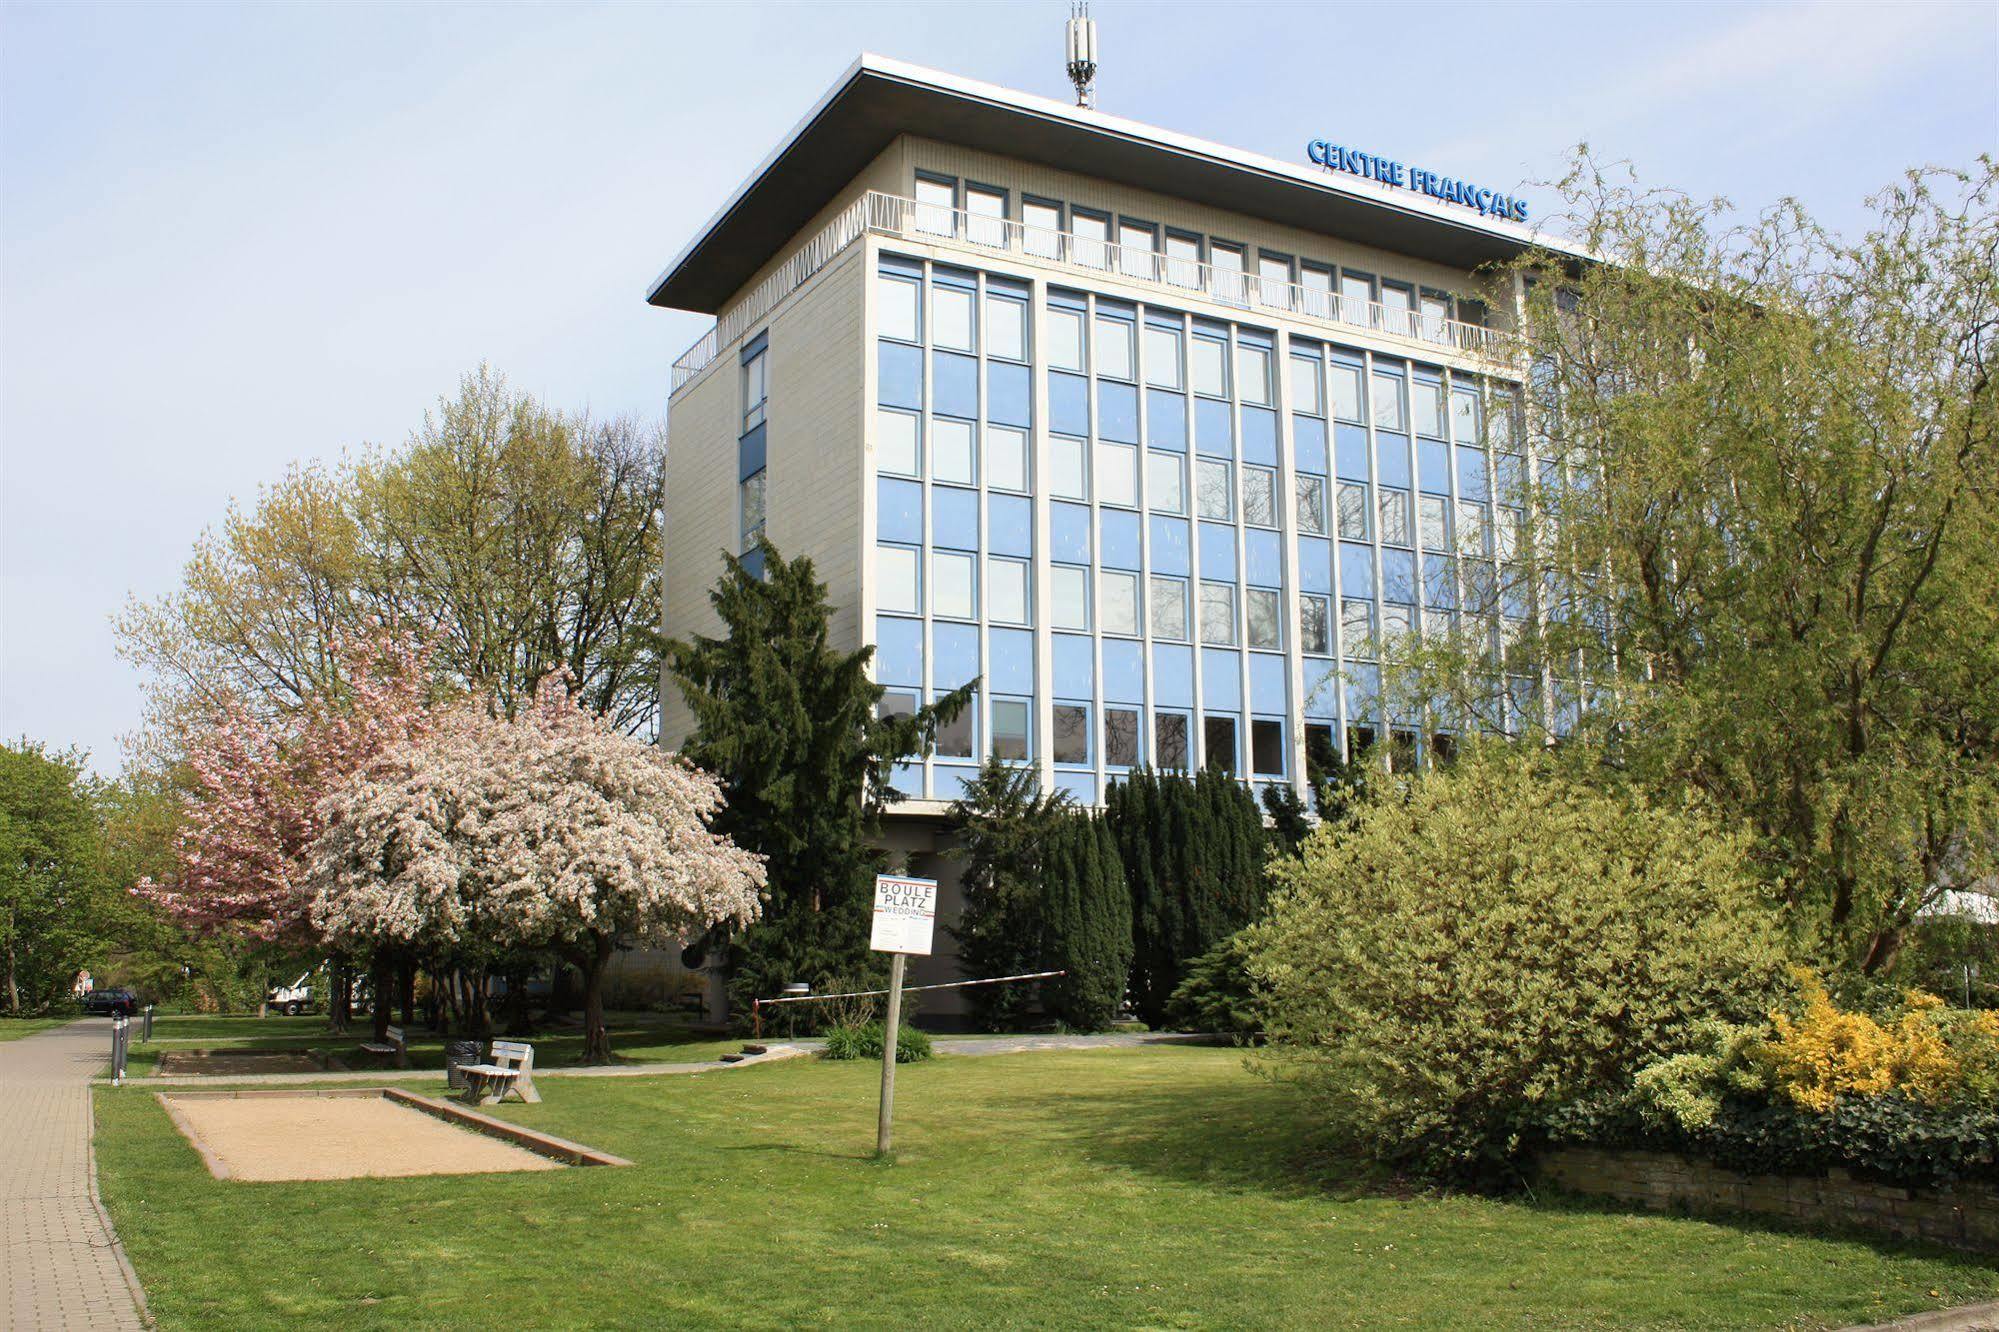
[1065,2,1099,109]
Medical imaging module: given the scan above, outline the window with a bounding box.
[1144,325,1183,388]
[741,346,768,431]
[1048,307,1086,371]
[1378,488,1411,546]
[1149,451,1185,514]
[1051,436,1088,500]
[1420,292,1451,342]
[1241,467,1277,527]
[1051,565,1090,630]
[1290,354,1323,416]
[1382,603,1414,653]
[740,469,766,549]
[1150,575,1189,639]
[1105,708,1141,768]
[1052,703,1090,764]
[1071,209,1110,270]
[1208,241,1245,301]
[915,175,956,236]
[1246,587,1282,649]
[878,276,920,343]
[1452,388,1482,443]
[1155,712,1190,768]
[1300,262,1334,318]
[988,557,1029,624]
[966,184,1007,248]
[991,698,1030,760]
[1457,501,1489,556]
[877,409,919,477]
[1413,379,1445,438]
[1330,363,1363,422]
[1342,598,1375,654]
[1196,459,1232,520]
[1097,441,1137,508]
[1118,219,1157,279]
[1295,474,1326,534]
[932,551,975,620]
[1165,231,1201,288]
[1257,253,1293,307]
[987,425,1028,491]
[1251,718,1285,776]
[1380,281,1415,335]
[1299,594,1331,654]
[1094,315,1134,380]
[1100,570,1140,636]
[877,545,919,614]
[1235,344,1272,405]
[934,698,975,759]
[1340,271,1374,324]
[1204,716,1238,774]
[932,418,975,486]
[879,691,917,721]
[1023,198,1062,259]
[985,296,1026,361]
[1337,482,1371,540]
[1371,373,1406,433]
[1191,335,1228,397]
[933,285,974,352]
[1200,581,1237,645]
[1420,494,1452,550]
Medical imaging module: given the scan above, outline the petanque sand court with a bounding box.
[161,1092,566,1181]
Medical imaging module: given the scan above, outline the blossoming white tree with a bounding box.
[311,680,765,1062]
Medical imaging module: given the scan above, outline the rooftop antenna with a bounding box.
[1065,2,1098,109]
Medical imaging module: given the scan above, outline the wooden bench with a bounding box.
[359,1024,408,1069]
[458,1039,539,1106]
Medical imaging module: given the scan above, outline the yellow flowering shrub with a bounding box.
[1760,972,1969,1112]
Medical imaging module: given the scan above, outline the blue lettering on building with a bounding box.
[1307,139,1530,223]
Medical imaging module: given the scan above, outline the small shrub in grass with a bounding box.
[820,1021,933,1063]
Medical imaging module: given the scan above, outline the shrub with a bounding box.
[1039,812,1133,1032]
[1245,743,1792,1179]
[1165,931,1264,1042]
[1762,973,1992,1111]
[945,760,1072,1031]
[820,1020,933,1063]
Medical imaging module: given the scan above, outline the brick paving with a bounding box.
[1,1020,147,1330]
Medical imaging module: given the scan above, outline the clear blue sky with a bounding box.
[3,0,1994,772]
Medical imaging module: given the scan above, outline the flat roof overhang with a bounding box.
[648,55,1588,314]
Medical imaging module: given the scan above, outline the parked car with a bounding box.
[79,987,141,1017]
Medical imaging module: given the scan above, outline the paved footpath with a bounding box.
[2,1020,148,1330]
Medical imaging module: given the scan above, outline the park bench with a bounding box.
[459,1039,540,1106]
[358,1024,408,1069]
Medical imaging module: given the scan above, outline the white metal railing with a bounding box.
[670,189,1515,392]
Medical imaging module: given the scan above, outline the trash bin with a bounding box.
[445,1040,481,1090]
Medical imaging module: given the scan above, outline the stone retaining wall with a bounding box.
[1537,1146,1999,1254]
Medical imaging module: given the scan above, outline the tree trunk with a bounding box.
[1861,926,1905,976]
[503,964,532,1037]
[326,958,350,1035]
[370,951,393,1042]
[399,960,416,1027]
[578,934,616,1065]
[5,939,19,1015]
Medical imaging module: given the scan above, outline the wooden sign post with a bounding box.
[869,873,937,1158]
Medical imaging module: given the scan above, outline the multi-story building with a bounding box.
[650,49,1584,1005]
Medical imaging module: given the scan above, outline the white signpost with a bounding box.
[870,873,937,1157]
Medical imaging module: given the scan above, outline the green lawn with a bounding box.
[95,1047,1996,1329]
[0,1015,74,1041]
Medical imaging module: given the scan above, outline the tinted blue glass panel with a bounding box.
[874,615,923,686]
[740,547,766,580]
[1053,633,1094,698]
[889,761,923,797]
[879,253,923,279]
[934,352,978,419]
[1302,656,1339,720]
[1423,555,1458,609]
[1149,516,1190,577]
[1381,548,1417,604]
[932,622,979,689]
[988,627,1034,694]
[1195,399,1234,458]
[1103,639,1144,704]
[1250,653,1287,713]
[1344,662,1380,718]
[933,487,979,551]
[934,764,981,802]
[989,494,1032,558]
[738,423,767,482]
[1297,537,1333,594]
[1457,445,1489,501]
[1053,772,1097,804]
[1049,371,1090,436]
[1240,407,1278,465]
[987,362,1031,427]
[1293,415,1328,475]
[1152,643,1194,707]
[877,478,923,545]
[1202,649,1241,713]
[1503,580,1530,619]
[1100,510,1141,571]
[1340,541,1376,600]
[1335,423,1371,480]
[1146,390,1187,452]
[1097,381,1138,444]
[1375,435,1412,489]
[1418,439,1452,495]
[1198,522,1237,581]
[1050,502,1091,564]
[933,264,978,291]
[1245,530,1282,589]
[878,343,922,410]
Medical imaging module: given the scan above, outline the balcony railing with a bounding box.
[671,189,1516,392]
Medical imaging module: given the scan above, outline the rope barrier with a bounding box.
[752,969,1066,1036]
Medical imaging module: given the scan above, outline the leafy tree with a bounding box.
[946,758,1071,1030]
[1105,767,1269,1026]
[311,681,765,1063]
[1038,811,1133,1031]
[0,742,119,1013]
[1165,931,1263,1043]
[1246,742,1793,1179]
[666,544,968,1020]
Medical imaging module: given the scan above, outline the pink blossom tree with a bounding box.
[311,680,765,1063]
